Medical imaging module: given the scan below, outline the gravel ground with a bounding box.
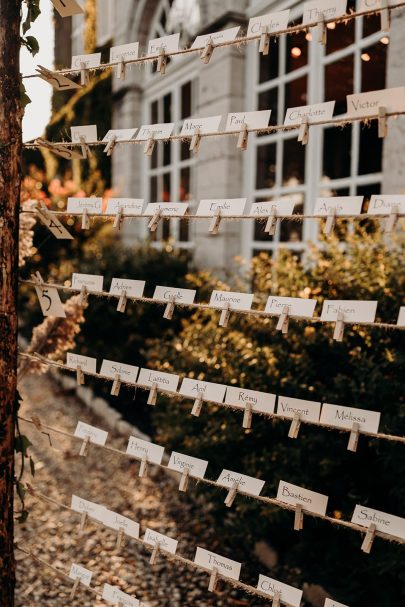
[14,372,258,607]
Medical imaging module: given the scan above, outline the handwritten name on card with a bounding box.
[197,198,247,216]
[276,396,321,423]
[324,599,349,607]
[71,53,101,70]
[143,529,178,553]
[397,307,405,327]
[71,273,104,292]
[358,1,403,12]
[351,505,405,540]
[179,378,226,404]
[71,495,106,522]
[102,584,139,607]
[284,101,335,126]
[265,296,317,318]
[71,124,98,143]
[320,403,381,433]
[249,200,296,217]
[126,437,165,464]
[346,86,405,117]
[302,0,347,24]
[100,360,139,383]
[69,563,92,586]
[153,286,196,304]
[110,42,139,63]
[224,387,276,415]
[103,129,138,143]
[314,196,364,216]
[225,110,271,131]
[67,197,102,214]
[66,353,97,374]
[109,278,145,298]
[168,452,209,479]
[137,368,179,392]
[52,0,83,17]
[191,26,240,49]
[102,510,140,539]
[148,33,180,55]
[277,481,328,515]
[194,547,241,580]
[35,285,66,318]
[74,421,108,446]
[368,194,405,215]
[209,290,254,311]
[320,300,378,323]
[247,10,290,37]
[105,198,144,216]
[143,202,188,216]
[217,470,265,496]
[180,115,222,135]
[257,575,303,607]
[136,123,174,140]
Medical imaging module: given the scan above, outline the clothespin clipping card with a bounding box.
[139,454,148,478]
[79,135,91,159]
[237,123,249,151]
[208,567,219,592]
[179,467,190,492]
[243,401,253,429]
[79,435,90,457]
[219,302,231,328]
[224,481,239,507]
[79,511,88,533]
[361,522,376,554]
[385,204,399,233]
[317,12,327,45]
[259,25,270,55]
[201,37,214,64]
[117,57,126,80]
[145,133,156,156]
[276,305,290,335]
[298,116,309,145]
[117,289,127,313]
[147,382,158,406]
[324,207,336,237]
[272,590,282,607]
[111,373,121,396]
[264,205,278,235]
[347,421,360,452]
[116,526,125,550]
[163,295,176,320]
[294,503,304,531]
[380,0,390,32]
[150,541,160,565]
[288,410,301,439]
[104,135,117,156]
[191,390,204,417]
[70,578,80,599]
[148,208,162,232]
[31,414,43,433]
[157,48,167,74]
[189,127,202,154]
[113,207,123,230]
[333,310,345,342]
[81,207,90,230]
[209,208,222,234]
[80,61,89,86]
[378,106,387,138]
[79,285,88,306]
[76,364,85,385]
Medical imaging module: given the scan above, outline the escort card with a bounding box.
[69,563,92,586]
[324,600,349,607]
[191,26,240,49]
[137,368,179,392]
[180,115,222,135]
[265,296,317,318]
[100,359,139,383]
[284,101,335,126]
[71,273,104,292]
[346,87,405,117]
[351,505,405,541]
[126,436,165,464]
[209,290,254,311]
[136,123,174,140]
[148,33,180,55]
[320,403,380,433]
[66,353,97,374]
[247,10,290,37]
[35,285,66,318]
[105,198,144,216]
[36,208,74,239]
[225,110,271,131]
[367,194,405,215]
[102,584,139,607]
[217,470,265,496]
[37,67,81,91]
[179,378,226,403]
[302,0,347,24]
[320,300,378,323]
[224,386,276,415]
[249,200,296,217]
[109,278,145,298]
[102,129,138,142]
[194,547,241,580]
[168,452,209,479]
[276,396,321,423]
[102,510,140,539]
[196,198,247,216]
[143,202,188,216]
[153,286,196,304]
[397,307,405,327]
[358,0,403,8]
[71,495,106,522]
[51,0,83,17]
[67,197,102,214]
[314,196,364,216]
[74,421,108,446]
[257,575,303,607]
[277,480,328,516]
[110,42,139,63]
[143,528,178,553]
[70,125,98,143]
[71,53,101,70]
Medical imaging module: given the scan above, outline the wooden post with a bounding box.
[0,1,22,605]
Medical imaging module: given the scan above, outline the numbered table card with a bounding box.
[36,208,74,239]
[71,273,104,292]
[148,33,180,55]
[137,368,180,392]
[276,396,321,423]
[67,197,102,214]
[179,378,226,404]
[324,600,349,607]
[277,480,328,516]
[314,196,364,216]
[217,470,265,496]
[168,452,209,479]
[257,575,303,607]
[320,403,380,433]
[194,547,241,581]
[69,563,92,586]
[209,290,254,311]
[71,53,102,70]
[143,528,178,554]
[302,0,347,24]
[346,86,405,118]
[367,194,405,215]
[103,584,139,607]
[102,510,140,539]
[197,198,247,216]
[153,286,196,304]
[250,200,296,217]
[100,359,139,383]
[351,505,405,541]
[71,495,106,522]
[51,0,83,18]
[74,421,108,446]
[143,202,188,217]
[36,66,81,91]
[397,307,405,327]
[126,436,165,464]
[103,129,138,143]
[265,296,317,318]
[110,42,139,64]
[109,278,145,298]
[320,300,378,323]
[35,284,66,318]
[191,26,240,49]
[284,101,335,126]
[136,123,174,140]
[225,110,271,132]
[105,198,144,216]
[247,10,290,37]
[224,386,276,415]
[66,353,97,374]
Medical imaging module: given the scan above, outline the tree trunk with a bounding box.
[0,1,22,605]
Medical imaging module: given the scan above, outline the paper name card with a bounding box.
[102,510,140,539]
[143,528,178,553]
[247,10,290,37]
[277,396,321,423]
[368,195,405,215]
[137,368,179,392]
[105,198,144,216]
[320,403,380,433]
[71,273,104,292]
[249,200,296,217]
[168,452,209,479]
[67,197,102,214]
[277,480,328,516]
[71,124,98,143]
[100,359,139,383]
[35,285,66,318]
[143,202,188,217]
[103,129,138,143]
[314,196,364,216]
[302,0,347,24]
[110,42,139,63]
[109,278,145,298]
[398,307,405,327]
[52,0,83,17]
[351,505,405,541]
[358,0,402,8]
[74,421,108,446]
[66,353,97,374]
[224,386,276,415]
[71,495,106,522]
[209,290,254,311]
[346,87,405,117]
[217,469,265,496]
[196,198,247,216]
[191,26,240,49]
[148,33,180,55]
[225,110,271,131]
[257,575,303,607]
[36,209,74,239]
[69,563,92,586]
[320,300,377,323]
[324,600,349,607]
[136,123,174,140]
[126,436,165,464]
[153,286,196,304]
[180,116,222,136]
[194,547,241,580]
[102,584,139,607]
[71,53,101,70]
[265,296,317,318]
[284,101,335,126]
[179,378,226,404]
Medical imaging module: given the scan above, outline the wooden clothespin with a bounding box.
[237,123,249,151]
[224,481,239,508]
[380,0,390,32]
[31,270,44,285]
[117,57,126,80]
[243,402,253,429]
[259,25,270,55]
[324,207,336,237]
[78,285,88,306]
[26,482,36,497]
[31,414,43,432]
[111,373,121,396]
[317,12,327,45]
[139,454,148,478]
[179,467,190,492]
[163,295,176,320]
[264,205,278,235]
[191,390,204,417]
[81,208,90,230]
[150,542,160,565]
[294,503,304,531]
[80,61,89,86]
[288,410,301,439]
[347,421,360,452]
[361,523,376,554]
[104,135,117,156]
[157,48,167,74]
[272,590,282,607]
[148,208,162,232]
[276,305,290,335]
[70,577,80,599]
[76,364,85,385]
[117,290,127,313]
[333,310,345,342]
[385,204,399,233]
[298,116,309,145]
[147,382,158,405]
[208,567,219,592]
[79,511,87,533]
[201,37,214,64]
[209,208,222,234]
[219,302,231,328]
[116,526,125,550]
[189,127,202,154]
[79,135,91,159]
[378,106,388,138]
[113,207,124,230]
[79,435,90,457]
[145,133,156,156]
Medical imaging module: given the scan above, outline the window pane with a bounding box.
[325,55,354,115]
[164,93,172,122]
[180,167,191,201]
[326,19,354,54]
[358,123,382,175]
[162,173,171,201]
[286,31,308,73]
[280,202,304,242]
[181,81,192,119]
[282,138,305,185]
[357,183,380,203]
[285,76,307,110]
[259,37,279,83]
[258,88,278,125]
[361,42,387,92]
[151,100,158,124]
[163,141,171,166]
[323,126,352,180]
[150,175,158,201]
[256,143,276,189]
[363,14,381,38]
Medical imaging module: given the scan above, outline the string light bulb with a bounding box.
[361,52,371,62]
[305,32,312,41]
[291,46,302,58]
[380,36,390,44]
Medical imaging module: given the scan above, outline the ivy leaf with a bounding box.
[23,35,40,57]
[22,0,41,34]
[17,510,29,524]
[16,481,26,503]
[15,434,32,457]
[29,456,35,477]
[20,82,31,110]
